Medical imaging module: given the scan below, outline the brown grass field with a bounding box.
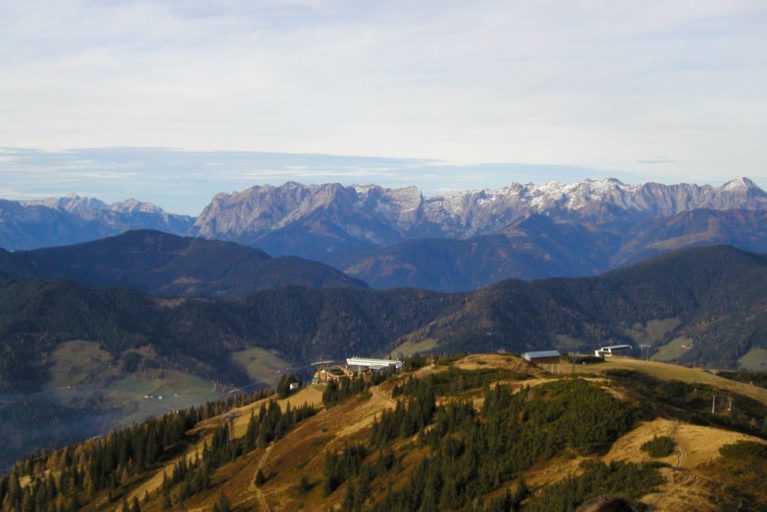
[572,356,767,405]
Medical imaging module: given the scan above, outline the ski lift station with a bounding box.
[346,357,403,372]
[311,357,403,384]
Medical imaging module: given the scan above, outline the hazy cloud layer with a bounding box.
[1,1,766,190]
[0,147,758,215]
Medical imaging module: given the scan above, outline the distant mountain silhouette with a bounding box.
[3,180,767,293]
[0,195,194,250]
[0,230,366,299]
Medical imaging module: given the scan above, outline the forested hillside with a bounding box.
[0,230,366,299]
[1,245,766,468]
[2,245,766,393]
[340,209,767,291]
[4,354,767,512]
[405,245,767,368]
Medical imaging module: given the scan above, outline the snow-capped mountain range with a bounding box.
[2,177,767,291]
[191,177,767,245]
[2,177,766,258]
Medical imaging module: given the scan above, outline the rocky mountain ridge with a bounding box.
[24,192,185,220]
[3,178,766,289]
[0,195,194,250]
[190,177,767,258]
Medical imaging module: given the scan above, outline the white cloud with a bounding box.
[0,1,765,189]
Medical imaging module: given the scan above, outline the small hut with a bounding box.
[521,350,562,374]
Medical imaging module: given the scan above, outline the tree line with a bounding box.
[159,400,316,509]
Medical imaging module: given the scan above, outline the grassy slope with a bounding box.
[47,340,113,389]
[738,348,767,371]
[572,357,767,406]
[390,338,439,357]
[651,337,694,362]
[32,354,765,512]
[625,317,681,346]
[603,418,765,511]
[230,347,291,386]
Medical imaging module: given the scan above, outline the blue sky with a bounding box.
[1,1,766,214]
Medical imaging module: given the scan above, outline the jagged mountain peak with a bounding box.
[191,177,767,257]
[722,176,755,187]
[24,193,171,216]
[4,177,766,256]
[25,193,108,214]
[720,176,763,194]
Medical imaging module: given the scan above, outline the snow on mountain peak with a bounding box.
[721,177,758,191]
[190,177,767,241]
[24,194,107,214]
[109,198,164,214]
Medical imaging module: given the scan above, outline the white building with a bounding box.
[346,357,403,371]
[594,344,633,358]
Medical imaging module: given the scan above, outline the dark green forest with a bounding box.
[0,229,366,298]
[2,245,766,394]
[324,377,651,512]
[316,367,767,511]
